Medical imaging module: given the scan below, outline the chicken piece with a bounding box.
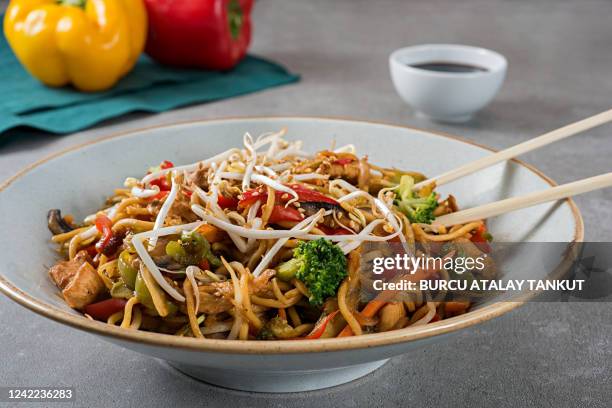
[61,263,105,309]
[213,269,275,299]
[185,163,209,190]
[48,251,104,309]
[294,151,361,184]
[198,269,276,313]
[166,185,199,224]
[48,250,90,290]
[196,291,234,314]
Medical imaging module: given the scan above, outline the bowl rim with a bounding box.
[389,43,508,78]
[0,116,583,355]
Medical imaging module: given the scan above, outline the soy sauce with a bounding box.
[409,61,488,73]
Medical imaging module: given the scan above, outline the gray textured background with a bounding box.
[1,0,611,407]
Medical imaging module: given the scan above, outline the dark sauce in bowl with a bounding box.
[409,61,489,73]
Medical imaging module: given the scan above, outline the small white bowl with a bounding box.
[390,44,507,123]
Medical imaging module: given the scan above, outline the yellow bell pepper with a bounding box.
[4,0,147,92]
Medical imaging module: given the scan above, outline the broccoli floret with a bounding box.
[276,238,347,306]
[394,175,438,224]
[256,317,297,340]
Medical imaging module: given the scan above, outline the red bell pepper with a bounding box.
[148,190,170,202]
[144,0,253,70]
[147,160,174,192]
[160,160,174,170]
[84,244,99,258]
[94,214,114,254]
[84,298,128,321]
[267,205,304,224]
[239,184,339,208]
[289,184,339,205]
[150,177,171,192]
[470,224,493,253]
[199,258,210,271]
[304,310,340,339]
[217,195,239,209]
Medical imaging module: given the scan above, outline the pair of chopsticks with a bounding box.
[412,108,612,227]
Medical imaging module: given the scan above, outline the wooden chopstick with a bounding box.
[413,108,612,191]
[434,172,612,227]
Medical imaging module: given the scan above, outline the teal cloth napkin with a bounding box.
[0,31,299,134]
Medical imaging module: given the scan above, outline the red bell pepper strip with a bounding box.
[144,0,253,70]
[146,160,174,191]
[94,214,114,254]
[160,160,174,170]
[217,195,239,209]
[289,184,339,205]
[149,176,171,192]
[267,205,304,224]
[147,190,169,202]
[84,244,98,258]
[305,310,340,339]
[318,225,352,236]
[470,224,492,253]
[238,186,268,207]
[239,184,338,208]
[84,298,128,321]
[199,259,210,271]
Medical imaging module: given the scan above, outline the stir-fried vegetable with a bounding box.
[394,175,438,224]
[147,160,175,192]
[94,214,114,253]
[257,317,308,340]
[276,238,348,306]
[110,280,133,299]
[470,224,493,252]
[217,195,239,209]
[135,270,178,317]
[267,205,304,223]
[118,251,138,289]
[165,231,221,268]
[135,272,155,311]
[84,298,127,321]
[239,184,339,208]
[47,209,74,235]
[196,224,226,243]
[305,310,340,339]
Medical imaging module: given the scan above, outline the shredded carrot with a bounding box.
[197,224,226,243]
[360,299,387,318]
[337,299,387,337]
[337,270,435,337]
[278,308,287,321]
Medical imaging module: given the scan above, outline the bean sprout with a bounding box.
[130,185,160,198]
[252,210,325,277]
[141,148,240,186]
[148,173,179,249]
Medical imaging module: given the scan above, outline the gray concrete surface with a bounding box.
[1,0,611,407]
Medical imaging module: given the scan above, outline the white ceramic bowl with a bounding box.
[390,44,507,122]
[0,117,581,393]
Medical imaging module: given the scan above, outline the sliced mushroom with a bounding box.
[47,209,74,235]
[300,201,348,229]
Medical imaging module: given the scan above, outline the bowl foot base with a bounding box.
[416,111,474,123]
[167,359,389,393]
